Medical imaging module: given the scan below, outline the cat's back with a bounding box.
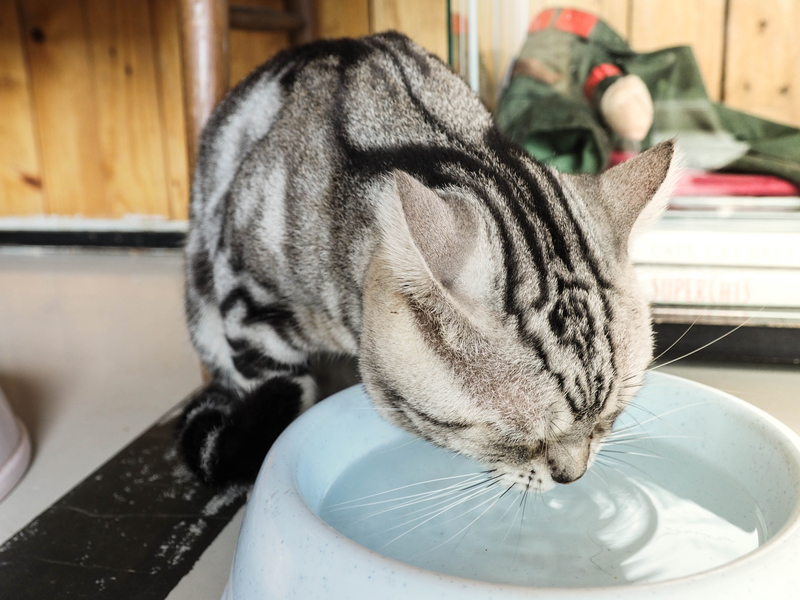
[191,32,493,220]
[186,33,499,354]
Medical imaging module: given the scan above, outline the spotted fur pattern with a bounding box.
[179,32,678,489]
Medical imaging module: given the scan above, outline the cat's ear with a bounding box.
[562,140,680,251]
[601,140,681,241]
[375,171,479,294]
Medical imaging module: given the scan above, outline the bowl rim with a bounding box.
[244,371,800,596]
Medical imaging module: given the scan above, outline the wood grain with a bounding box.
[20,0,106,216]
[229,0,288,87]
[285,0,316,45]
[370,0,448,60]
[0,0,45,215]
[4,0,800,219]
[83,0,171,217]
[230,4,304,31]
[724,0,800,127]
[629,0,726,101]
[317,0,369,39]
[149,0,189,220]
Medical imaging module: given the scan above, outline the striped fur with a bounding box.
[179,32,678,489]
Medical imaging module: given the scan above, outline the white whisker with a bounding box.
[611,401,708,436]
[326,471,488,509]
[377,481,502,548]
[330,475,496,527]
[411,488,509,557]
[651,316,699,363]
[649,312,760,370]
[501,489,527,544]
[599,449,667,461]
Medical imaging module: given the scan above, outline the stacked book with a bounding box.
[631,172,800,328]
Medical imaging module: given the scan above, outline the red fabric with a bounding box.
[584,63,622,100]
[528,9,556,32]
[675,171,800,196]
[553,8,598,38]
[609,152,800,196]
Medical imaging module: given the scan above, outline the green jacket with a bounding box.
[494,8,800,186]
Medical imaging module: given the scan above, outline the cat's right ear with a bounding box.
[599,140,681,244]
[560,140,681,254]
[374,171,478,295]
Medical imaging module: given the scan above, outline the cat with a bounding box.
[177,32,678,492]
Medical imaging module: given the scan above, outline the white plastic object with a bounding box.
[223,372,800,599]
[0,386,30,502]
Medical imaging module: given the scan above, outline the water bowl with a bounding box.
[222,372,800,599]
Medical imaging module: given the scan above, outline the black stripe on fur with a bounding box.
[189,246,215,298]
[220,286,304,349]
[226,337,308,380]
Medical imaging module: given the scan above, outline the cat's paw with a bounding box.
[176,378,303,487]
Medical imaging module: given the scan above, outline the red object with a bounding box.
[450,13,468,35]
[674,171,800,197]
[553,8,598,38]
[528,9,556,32]
[609,151,800,196]
[584,63,622,100]
[529,8,599,38]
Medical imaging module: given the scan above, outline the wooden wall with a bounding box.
[1,0,798,220]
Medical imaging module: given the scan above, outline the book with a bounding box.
[668,196,800,213]
[632,212,800,269]
[649,305,800,327]
[631,229,800,269]
[635,265,800,308]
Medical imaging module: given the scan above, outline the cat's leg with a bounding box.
[180,272,316,487]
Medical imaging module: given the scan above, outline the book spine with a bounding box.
[631,230,800,269]
[635,266,800,307]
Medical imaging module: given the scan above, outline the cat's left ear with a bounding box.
[374,171,479,294]
[561,140,681,252]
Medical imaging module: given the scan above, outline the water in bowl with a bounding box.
[319,431,767,587]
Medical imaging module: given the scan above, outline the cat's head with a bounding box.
[360,141,679,492]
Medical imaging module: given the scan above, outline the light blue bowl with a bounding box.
[222,372,800,599]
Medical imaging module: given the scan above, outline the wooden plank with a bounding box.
[370,0,448,61]
[230,0,289,87]
[0,0,45,215]
[83,0,171,217]
[317,0,369,39]
[150,0,189,219]
[230,5,303,31]
[20,0,105,216]
[285,0,315,45]
[629,0,726,101]
[724,0,800,128]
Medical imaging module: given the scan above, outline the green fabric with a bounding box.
[715,104,800,185]
[494,9,800,186]
[494,75,610,173]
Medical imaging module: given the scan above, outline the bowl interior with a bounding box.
[285,372,800,587]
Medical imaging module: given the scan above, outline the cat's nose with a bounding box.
[550,463,587,484]
[547,442,589,484]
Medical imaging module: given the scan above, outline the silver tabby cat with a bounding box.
[179,32,678,490]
